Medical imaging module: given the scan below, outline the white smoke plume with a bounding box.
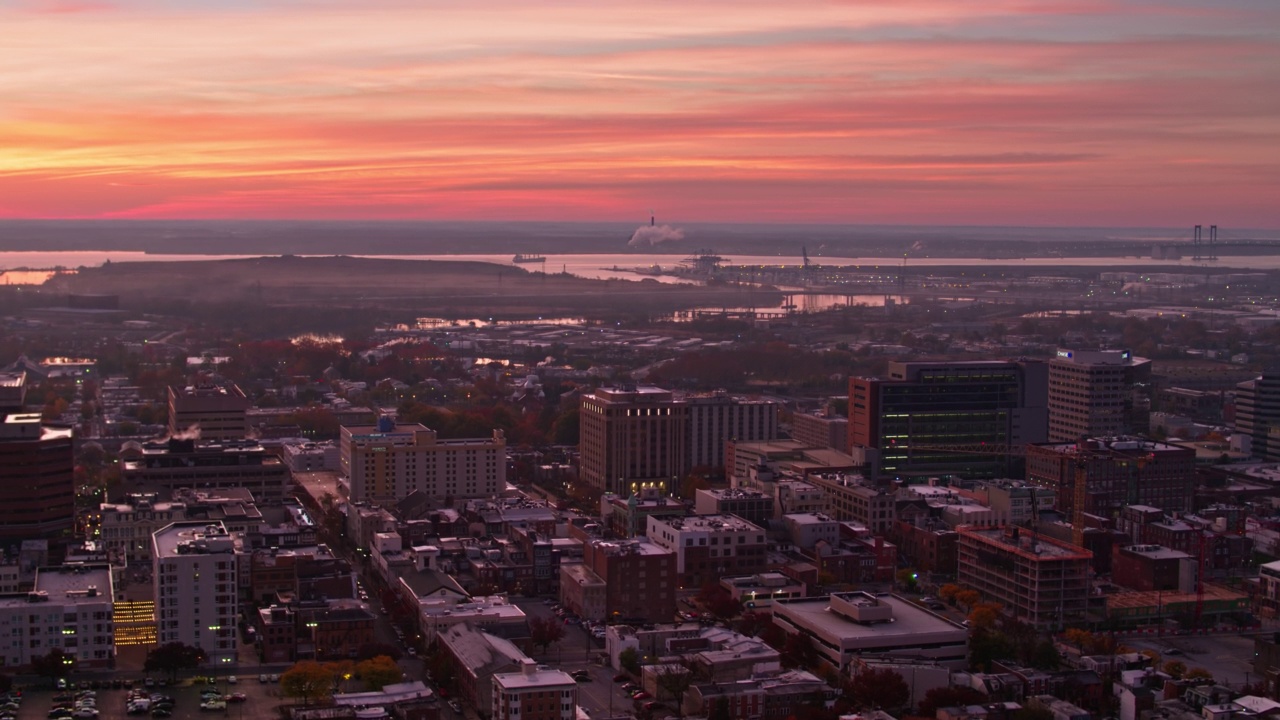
[628,224,685,247]
[171,424,202,441]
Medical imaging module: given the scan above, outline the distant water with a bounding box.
[4,250,1280,277]
[0,219,1277,258]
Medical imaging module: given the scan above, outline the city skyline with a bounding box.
[1,0,1278,226]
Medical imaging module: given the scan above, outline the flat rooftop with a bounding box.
[774,593,963,640]
[591,539,671,556]
[960,527,1092,561]
[654,514,763,533]
[493,666,576,690]
[153,521,240,558]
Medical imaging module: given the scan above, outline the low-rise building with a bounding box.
[439,623,529,717]
[580,538,676,624]
[771,592,968,671]
[686,669,837,719]
[694,488,775,527]
[719,573,807,612]
[782,513,840,549]
[491,660,577,720]
[0,563,115,670]
[647,515,768,590]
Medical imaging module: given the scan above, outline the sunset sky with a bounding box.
[1,0,1278,226]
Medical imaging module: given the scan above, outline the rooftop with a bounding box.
[493,662,576,690]
[652,514,764,533]
[153,521,240,558]
[589,539,670,557]
[774,593,964,641]
[959,527,1092,561]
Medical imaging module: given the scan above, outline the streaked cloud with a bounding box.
[0,0,1276,225]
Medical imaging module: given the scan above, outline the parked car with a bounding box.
[613,674,629,683]
[631,691,651,701]
[200,700,227,712]
[448,700,462,714]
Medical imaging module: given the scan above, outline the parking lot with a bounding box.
[9,676,286,720]
[1122,633,1260,686]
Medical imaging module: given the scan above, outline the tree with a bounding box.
[356,655,403,691]
[896,569,919,593]
[708,697,732,720]
[282,660,337,706]
[530,615,566,654]
[1185,667,1214,683]
[619,647,641,676]
[918,686,988,718]
[968,602,1003,631]
[426,641,457,690]
[356,642,403,661]
[1162,660,1187,679]
[1011,706,1055,720]
[1029,640,1062,671]
[781,632,820,669]
[848,667,910,711]
[654,660,698,718]
[30,648,74,684]
[939,584,961,604]
[144,642,206,681]
[697,582,742,620]
[955,589,981,612]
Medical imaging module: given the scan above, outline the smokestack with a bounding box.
[650,210,655,227]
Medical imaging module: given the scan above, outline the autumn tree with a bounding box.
[1162,660,1187,679]
[848,667,910,711]
[529,615,566,654]
[954,589,981,612]
[356,655,403,691]
[282,660,336,706]
[968,602,1003,631]
[938,584,961,605]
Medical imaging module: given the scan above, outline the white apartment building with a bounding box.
[647,514,769,588]
[491,659,578,720]
[0,564,115,670]
[340,419,506,503]
[152,522,243,666]
[782,513,840,549]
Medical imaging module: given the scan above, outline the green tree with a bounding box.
[143,642,206,681]
[281,660,336,706]
[30,648,74,685]
[708,697,732,720]
[619,647,641,676]
[356,655,402,691]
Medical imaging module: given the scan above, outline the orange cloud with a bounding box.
[0,0,1277,224]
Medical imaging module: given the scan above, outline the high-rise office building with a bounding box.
[685,391,779,469]
[1047,349,1151,442]
[848,360,1048,478]
[1233,374,1280,460]
[0,372,75,551]
[579,386,688,497]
